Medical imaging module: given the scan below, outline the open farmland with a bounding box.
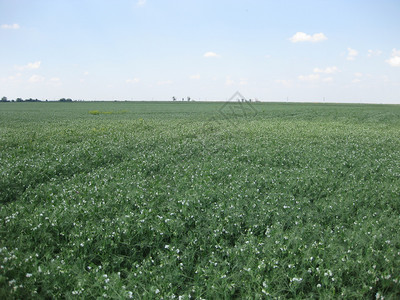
[1,101,400,298]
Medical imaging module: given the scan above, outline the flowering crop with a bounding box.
[0,102,399,298]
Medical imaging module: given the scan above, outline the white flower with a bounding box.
[26,273,32,278]
[8,279,16,286]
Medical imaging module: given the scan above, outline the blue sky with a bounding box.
[1,0,399,103]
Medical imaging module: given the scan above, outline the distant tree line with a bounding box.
[1,96,73,102]
[172,96,194,101]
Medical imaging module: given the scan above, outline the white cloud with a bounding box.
[84,71,89,76]
[28,75,45,83]
[313,66,339,74]
[347,48,358,60]
[265,55,271,59]
[137,0,147,6]
[367,49,382,57]
[1,23,20,30]
[190,74,200,80]
[386,49,400,67]
[28,61,41,69]
[289,32,327,43]
[49,77,60,82]
[298,74,320,81]
[203,51,220,58]
[386,56,400,67]
[392,49,400,56]
[352,78,361,83]
[16,61,41,71]
[354,72,363,77]
[126,78,140,83]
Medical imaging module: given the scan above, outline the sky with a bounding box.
[0,0,399,103]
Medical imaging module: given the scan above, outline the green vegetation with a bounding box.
[1,101,399,298]
[89,110,129,115]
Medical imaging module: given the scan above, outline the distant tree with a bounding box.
[59,98,72,102]
[172,96,176,101]
[187,97,191,101]
[16,98,23,102]
[1,96,8,102]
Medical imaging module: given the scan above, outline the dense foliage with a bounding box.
[1,102,399,298]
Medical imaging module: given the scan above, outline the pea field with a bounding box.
[1,101,399,299]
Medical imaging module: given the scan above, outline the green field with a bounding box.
[1,101,400,298]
